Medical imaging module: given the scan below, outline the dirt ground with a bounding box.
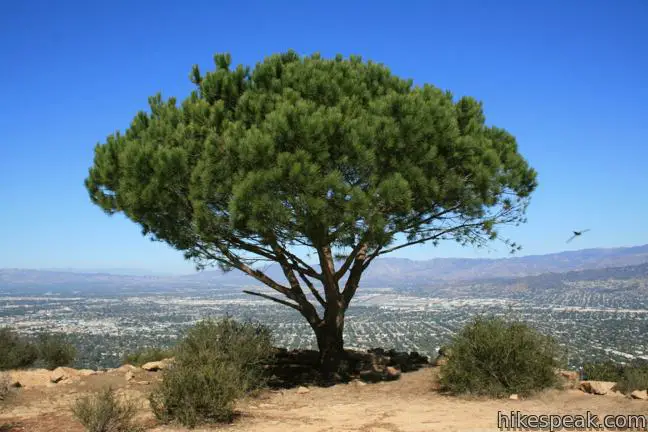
[1,368,647,432]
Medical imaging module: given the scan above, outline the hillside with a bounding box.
[2,366,647,432]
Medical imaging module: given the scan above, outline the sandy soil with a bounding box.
[1,368,647,432]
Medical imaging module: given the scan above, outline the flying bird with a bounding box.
[566,229,590,243]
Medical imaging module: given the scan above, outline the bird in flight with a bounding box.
[566,229,590,243]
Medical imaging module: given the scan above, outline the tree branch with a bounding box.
[242,290,302,312]
[335,240,367,281]
[296,271,326,308]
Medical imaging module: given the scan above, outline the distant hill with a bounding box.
[1,244,647,293]
[180,243,648,287]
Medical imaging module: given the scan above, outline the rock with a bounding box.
[77,369,97,376]
[125,371,134,381]
[115,364,138,373]
[134,380,150,385]
[559,370,580,381]
[433,356,448,367]
[50,367,79,384]
[558,369,580,389]
[579,381,617,395]
[385,366,401,381]
[359,368,383,383]
[509,394,519,400]
[355,380,367,386]
[631,390,648,400]
[296,386,310,394]
[141,358,173,372]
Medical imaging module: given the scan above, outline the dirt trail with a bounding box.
[2,369,647,432]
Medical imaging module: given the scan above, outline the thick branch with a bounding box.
[197,243,295,300]
[317,245,340,300]
[342,243,368,305]
[335,240,367,281]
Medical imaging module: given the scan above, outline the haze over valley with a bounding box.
[2,244,647,370]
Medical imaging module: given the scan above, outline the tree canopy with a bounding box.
[85,51,537,375]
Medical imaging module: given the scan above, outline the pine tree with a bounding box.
[85,51,537,378]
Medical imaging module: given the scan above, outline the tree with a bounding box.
[85,51,537,378]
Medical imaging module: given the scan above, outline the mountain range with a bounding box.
[1,244,648,293]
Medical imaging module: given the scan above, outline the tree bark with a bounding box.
[314,309,346,379]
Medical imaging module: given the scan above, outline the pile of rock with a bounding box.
[265,347,430,387]
[578,380,648,400]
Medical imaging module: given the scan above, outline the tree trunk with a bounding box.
[314,313,346,380]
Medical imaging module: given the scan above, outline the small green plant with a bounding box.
[438,316,564,398]
[149,317,273,428]
[0,327,38,371]
[36,333,77,370]
[71,386,144,432]
[122,347,174,367]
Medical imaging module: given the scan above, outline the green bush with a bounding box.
[438,316,564,398]
[616,359,648,394]
[149,317,273,428]
[122,347,174,367]
[0,328,38,371]
[583,360,623,382]
[582,359,648,394]
[36,333,77,370]
[71,386,144,432]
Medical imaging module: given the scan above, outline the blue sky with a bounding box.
[1,0,646,274]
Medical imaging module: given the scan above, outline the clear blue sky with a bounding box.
[1,0,646,274]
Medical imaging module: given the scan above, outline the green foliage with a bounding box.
[583,360,624,382]
[438,316,563,397]
[71,387,144,432]
[0,328,38,371]
[122,347,175,367]
[585,359,648,394]
[149,317,273,428]
[616,359,648,394]
[36,333,77,370]
[86,51,537,271]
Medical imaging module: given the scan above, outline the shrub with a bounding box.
[149,317,273,428]
[122,347,175,367]
[438,316,564,398]
[583,360,624,382]
[71,386,143,432]
[616,359,648,394]
[0,328,38,371]
[36,333,77,370]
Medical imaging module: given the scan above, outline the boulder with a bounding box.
[385,366,401,381]
[141,358,174,372]
[631,390,648,400]
[296,386,310,394]
[50,367,79,384]
[359,368,384,383]
[509,394,519,400]
[558,369,580,389]
[77,369,98,376]
[559,370,579,381]
[579,381,617,395]
[125,371,134,381]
